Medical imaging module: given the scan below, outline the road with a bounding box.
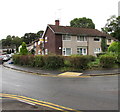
[1,65,118,110]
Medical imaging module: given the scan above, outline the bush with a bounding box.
[96,52,106,57]
[12,54,21,65]
[27,55,35,67]
[100,55,116,68]
[20,42,28,55]
[117,53,120,64]
[69,55,89,69]
[63,56,71,67]
[44,55,64,69]
[19,55,29,65]
[85,55,96,62]
[12,54,35,66]
[34,55,44,67]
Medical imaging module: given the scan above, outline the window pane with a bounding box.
[80,37,84,41]
[63,35,71,40]
[77,36,86,41]
[66,48,71,56]
[83,48,86,54]
[94,38,100,41]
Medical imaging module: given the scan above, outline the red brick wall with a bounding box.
[44,27,62,55]
[55,34,62,55]
[44,27,56,54]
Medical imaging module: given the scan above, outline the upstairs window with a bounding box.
[62,35,71,40]
[94,37,100,42]
[77,36,87,41]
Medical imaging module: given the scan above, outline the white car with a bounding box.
[2,55,10,61]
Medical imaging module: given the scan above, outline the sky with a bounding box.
[0,0,119,40]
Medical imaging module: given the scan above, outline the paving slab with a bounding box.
[58,72,83,77]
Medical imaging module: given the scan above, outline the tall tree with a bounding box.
[21,31,43,44]
[6,35,12,46]
[70,17,95,29]
[12,36,22,51]
[102,15,120,41]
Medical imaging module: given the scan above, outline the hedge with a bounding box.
[43,55,64,69]
[100,55,116,68]
[12,54,99,70]
[69,55,91,69]
[34,55,44,67]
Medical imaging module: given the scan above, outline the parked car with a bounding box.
[2,55,10,62]
[0,55,3,64]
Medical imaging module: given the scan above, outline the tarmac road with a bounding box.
[1,65,119,110]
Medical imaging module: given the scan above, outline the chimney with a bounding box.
[55,20,60,26]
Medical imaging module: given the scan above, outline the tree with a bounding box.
[5,35,12,47]
[21,31,43,44]
[12,49,14,53]
[102,15,120,41]
[30,48,35,55]
[20,42,28,55]
[70,17,95,29]
[12,36,22,52]
[108,41,120,53]
[101,38,107,52]
[37,30,44,37]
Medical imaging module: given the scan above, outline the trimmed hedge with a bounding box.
[13,54,119,70]
[100,55,116,68]
[34,55,44,67]
[12,54,35,66]
[43,55,64,69]
[69,55,90,69]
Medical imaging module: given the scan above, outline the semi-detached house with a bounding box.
[42,20,115,56]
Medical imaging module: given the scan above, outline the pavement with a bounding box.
[2,59,120,77]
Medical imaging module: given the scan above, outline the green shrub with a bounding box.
[19,55,29,65]
[63,56,71,67]
[69,55,89,69]
[44,55,64,69]
[34,55,44,67]
[27,55,35,67]
[85,55,96,62]
[100,55,116,68]
[117,54,120,64]
[96,52,106,57]
[12,54,21,65]
[20,42,28,55]
[12,54,35,66]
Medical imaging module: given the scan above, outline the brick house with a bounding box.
[42,20,115,56]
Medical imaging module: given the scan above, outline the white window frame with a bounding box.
[94,48,101,53]
[77,36,87,42]
[77,47,87,55]
[94,37,101,42]
[45,37,48,43]
[62,35,71,41]
[45,49,48,55]
[63,48,72,56]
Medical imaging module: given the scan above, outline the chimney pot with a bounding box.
[55,20,60,26]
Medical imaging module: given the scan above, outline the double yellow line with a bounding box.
[0,93,81,112]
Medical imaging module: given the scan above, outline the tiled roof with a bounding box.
[48,25,113,38]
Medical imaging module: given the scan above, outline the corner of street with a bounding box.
[3,59,120,77]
